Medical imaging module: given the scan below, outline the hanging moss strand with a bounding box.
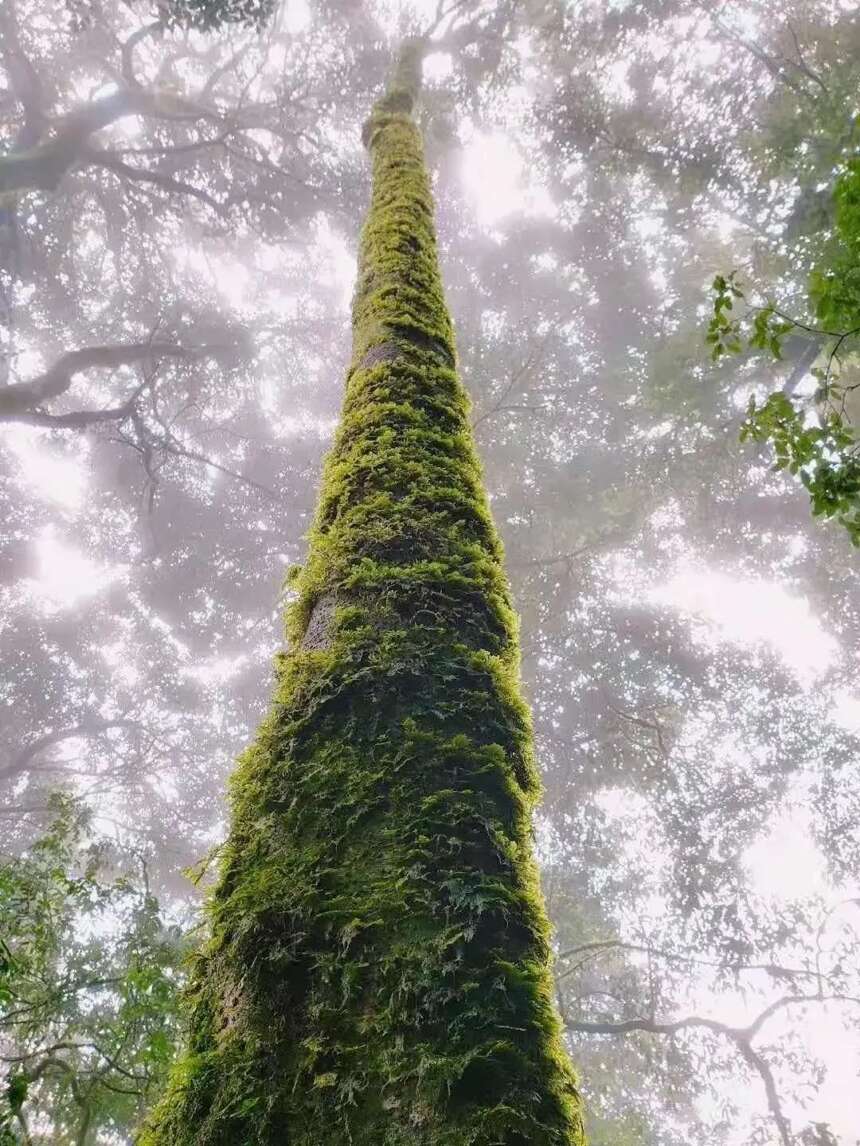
[140,41,585,1146]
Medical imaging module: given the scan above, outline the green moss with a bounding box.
[141,41,585,1146]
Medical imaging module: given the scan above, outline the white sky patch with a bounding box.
[830,687,860,734]
[101,114,145,142]
[280,0,311,33]
[89,80,119,101]
[713,210,741,243]
[794,1004,860,1142]
[533,251,558,272]
[172,244,251,311]
[273,411,338,439]
[692,35,721,70]
[313,216,356,309]
[744,801,828,900]
[101,640,141,689]
[423,52,453,83]
[10,335,44,378]
[214,256,251,309]
[4,426,88,510]
[593,786,672,925]
[371,0,444,40]
[605,57,633,103]
[792,370,820,399]
[144,770,181,807]
[27,527,123,613]
[181,653,250,686]
[642,418,674,439]
[635,214,664,240]
[460,131,555,227]
[647,564,838,686]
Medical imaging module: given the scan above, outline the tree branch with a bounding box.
[0,86,217,194]
[2,718,147,780]
[0,341,226,420]
[564,990,860,1146]
[0,0,45,149]
[84,146,224,212]
[157,438,281,501]
[556,938,819,983]
[120,21,163,88]
[2,405,140,428]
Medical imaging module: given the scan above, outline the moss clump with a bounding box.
[141,40,585,1146]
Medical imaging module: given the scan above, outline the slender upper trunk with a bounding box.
[141,41,584,1146]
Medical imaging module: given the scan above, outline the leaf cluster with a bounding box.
[741,391,860,543]
[0,797,185,1144]
[154,0,275,30]
[706,151,860,543]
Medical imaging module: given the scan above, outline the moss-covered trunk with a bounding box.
[141,42,584,1146]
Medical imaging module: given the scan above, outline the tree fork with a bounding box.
[141,40,585,1146]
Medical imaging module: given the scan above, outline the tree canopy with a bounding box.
[1,1,858,1144]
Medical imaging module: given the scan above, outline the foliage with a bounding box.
[740,391,860,542]
[707,151,860,543]
[0,797,184,1144]
[3,2,860,1144]
[141,44,583,1146]
[155,0,275,30]
[809,155,860,332]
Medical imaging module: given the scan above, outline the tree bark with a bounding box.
[141,40,585,1146]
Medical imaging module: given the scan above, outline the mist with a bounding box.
[1,1,858,1143]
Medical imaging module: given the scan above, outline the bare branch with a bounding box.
[510,546,593,570]
[472,331,553,430]
[157,438,281,501]
[0,86,218,195]
[785,20,830,97]
[199,42,254,101]
[2,719,148,781]
[711,17,809,104]
[1,405,138,428]
[563,990,860,1146]
[556,938,820,983]
[0,341,227,419]
[0,0,45,148]
[84,147,224,212]
[120,21,163,88]
[734,1040,792,1146]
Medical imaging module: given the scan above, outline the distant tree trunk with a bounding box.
[141,40,584,1146]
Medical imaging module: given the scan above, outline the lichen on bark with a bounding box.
[140,40,585,1146]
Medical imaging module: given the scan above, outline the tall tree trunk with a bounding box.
[141,41,584,1146]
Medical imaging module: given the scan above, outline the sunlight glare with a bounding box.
[460,132,554,226]
[649,566,838,686]
[282,0,311,33]
[28,528,122,612]
[5,427,88,510]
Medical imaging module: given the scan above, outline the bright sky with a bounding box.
[647,563,839,687]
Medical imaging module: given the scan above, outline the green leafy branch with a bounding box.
[0,798,185,1143]
[706,156,860,544]
[706,274,811,363]
[740,391,860,543]
[706,271,860,544]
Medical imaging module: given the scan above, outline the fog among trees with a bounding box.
[1,1,859,1143]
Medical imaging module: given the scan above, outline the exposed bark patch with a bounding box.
[358,343,402,370]
[392,324,455,367]
[217,974,250,1042]
[301,593,337,650]
[358,329,454,373]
